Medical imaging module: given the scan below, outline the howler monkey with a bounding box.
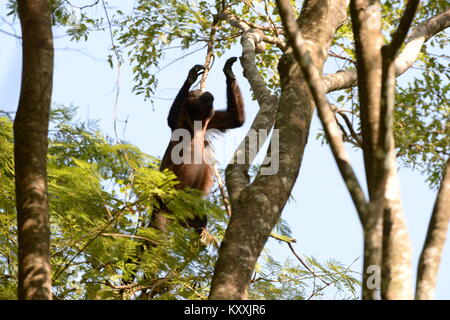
[151,57,245,234]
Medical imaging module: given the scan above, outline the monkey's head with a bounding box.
[186,90,214,122]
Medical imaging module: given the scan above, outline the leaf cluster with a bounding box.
[0,106,359,299]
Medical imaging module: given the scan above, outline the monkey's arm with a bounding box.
[167,65,205,130]
[208,57,245,131]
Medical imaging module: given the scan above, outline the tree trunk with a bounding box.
[15,0,54,300]
[349,0,385,299]
[416,158,450,299]
[380,164,413,299]
[209,0,348,300]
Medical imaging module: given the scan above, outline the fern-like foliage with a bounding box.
[0,106,359,300]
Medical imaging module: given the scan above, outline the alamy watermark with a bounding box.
[366,265,381,290]
[365,265,381,299]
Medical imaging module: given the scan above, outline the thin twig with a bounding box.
[287,242,330,286]
[52,206,124,281]
[0,28,20,39]
[212,163,232,217]
[335,109,362,146]
[101,0,122,144]
[62,0,101,10]
[329,51,355,65]
[100,233,158,245]
[200,15,219,91]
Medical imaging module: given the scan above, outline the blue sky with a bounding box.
[0,2,448,299]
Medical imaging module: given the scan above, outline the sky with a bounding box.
[0,2,448,299]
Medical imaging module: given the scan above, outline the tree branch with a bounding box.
[100,232,158,245]
[62,0,100,10]
[212,163,232,217]
[416,158,450,299]
[52,205,128,282]
[377,1,418,300]
[335,108,362,146]
[217,11,286,49]
[287,242,330,286]
[323,9,450,93]
[276,0,368,223]
[384,0,420,60]
[210,0,349,300]
[200,15,219,91]
[216,14,280,202]
[350,0,385,301]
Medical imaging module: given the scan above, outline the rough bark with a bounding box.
[380,162,413,299]
[15,0,54,300]
[350,0,418,300]
[416,158,450,299]
[225,27,280,204]
[350,0,383,193]
[209,0,348,300]
[209,1,449,301]
[377,1,419,299]
[350,0,384,300]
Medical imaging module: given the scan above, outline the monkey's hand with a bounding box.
[187,65,205,85]
[223,57,238,80]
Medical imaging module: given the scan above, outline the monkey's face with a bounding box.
[187,90,214,122]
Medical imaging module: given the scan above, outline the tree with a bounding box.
[0,107,359,299]
[205,0,449,300]
[1,0,449,300]
[14,0,54,300]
